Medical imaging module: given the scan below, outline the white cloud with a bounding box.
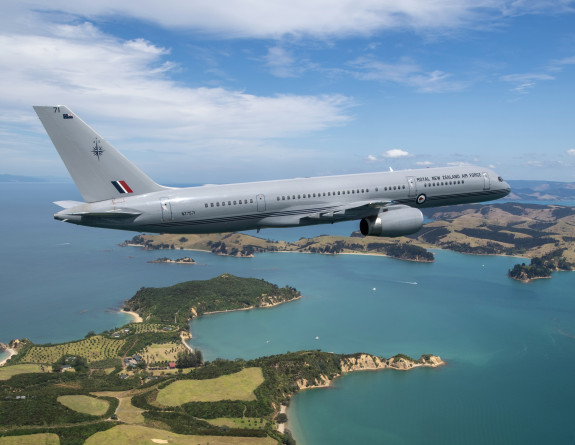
[0,24,352,152]
[567,149,575,156]
[416,161,433,166]
[447,161,472,166]
[382,149,410,158]
[9,0,575,40]
[264,46,310,78]
[366,154,378,162]
[349,57,467,93]
[500,73,555,94]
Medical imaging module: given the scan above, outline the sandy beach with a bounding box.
[0,348,17,367]
[122,310,143,323]
[180,331,194,353]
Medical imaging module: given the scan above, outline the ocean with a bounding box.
[1,182,575,444]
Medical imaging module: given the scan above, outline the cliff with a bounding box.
[295,353,444,390]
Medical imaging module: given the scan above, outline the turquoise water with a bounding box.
[1,183,575,444]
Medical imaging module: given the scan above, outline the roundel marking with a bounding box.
[416,193,426,205]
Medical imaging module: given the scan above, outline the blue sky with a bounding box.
[1,1,575,184]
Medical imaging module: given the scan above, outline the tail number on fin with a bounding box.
[111,180,134,194]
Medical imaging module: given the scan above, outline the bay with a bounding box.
[1,183,575,444]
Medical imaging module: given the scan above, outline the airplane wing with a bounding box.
[260,200,392,227]
[300,200,392,222]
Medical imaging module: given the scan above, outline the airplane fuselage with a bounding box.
[55,165,510,234]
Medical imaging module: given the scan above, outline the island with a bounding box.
[508,249,573,282]
[148,256,196,264]
[0,275,443,445]
[122,203,575,280]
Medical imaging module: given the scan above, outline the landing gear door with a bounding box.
[407,176,416,198]
[160,198,173,222]
[482,172,491,191]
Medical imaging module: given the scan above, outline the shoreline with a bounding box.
[0,348,17,367]
[121,310,143,323]
[125,237,554,265]
[180,331,194,353]
[201,294,303,317]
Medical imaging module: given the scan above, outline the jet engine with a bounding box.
[360,205,423,237]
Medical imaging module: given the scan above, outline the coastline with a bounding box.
[180,331,194,353]
[121,310,143,323]
[0,348,17,367]
[201,294,303,316]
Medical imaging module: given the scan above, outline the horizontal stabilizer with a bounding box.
[68,209,142,218]
[54,200,85,209]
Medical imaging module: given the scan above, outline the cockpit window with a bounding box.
[498,176,504,182]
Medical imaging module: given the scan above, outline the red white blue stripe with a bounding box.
[111,180,133,194]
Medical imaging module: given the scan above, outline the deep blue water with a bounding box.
[1,183,575,444]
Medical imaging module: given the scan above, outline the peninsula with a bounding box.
[123,203,575,280]
[0,275,443,445]
[122,233,434,262]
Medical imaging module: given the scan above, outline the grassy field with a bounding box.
[20,335,126,364]
[206,417,267,429]
[0,364,48,380]
[156,367,264,406]
[0,433,60,444]
[138,342,187,366]
[124,323,178,334]
[57,395,110,416]
[84,425,276,445]
[91,390,146,424]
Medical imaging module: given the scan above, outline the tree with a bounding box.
[176,349,203,368]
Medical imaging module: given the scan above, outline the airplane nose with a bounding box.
[501,181,511,197]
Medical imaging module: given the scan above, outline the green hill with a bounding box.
[124,274,301,325]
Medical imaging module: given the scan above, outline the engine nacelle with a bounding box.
[360,205,423,237]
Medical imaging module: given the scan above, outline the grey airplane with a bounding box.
[34,105,510,236]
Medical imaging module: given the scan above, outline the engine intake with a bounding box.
[360,205,423,237]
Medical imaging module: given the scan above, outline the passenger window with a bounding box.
[250,199,253,203]
[216,202,220,207]
[210,203,214,207]
[205,203,208,208]
[228,201,231,205]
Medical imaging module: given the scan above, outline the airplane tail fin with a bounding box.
[34,105,167,203]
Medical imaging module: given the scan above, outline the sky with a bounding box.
[1,0,575,184]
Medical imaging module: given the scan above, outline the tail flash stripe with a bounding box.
[111,180,133,194]
[119,180,133,193]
